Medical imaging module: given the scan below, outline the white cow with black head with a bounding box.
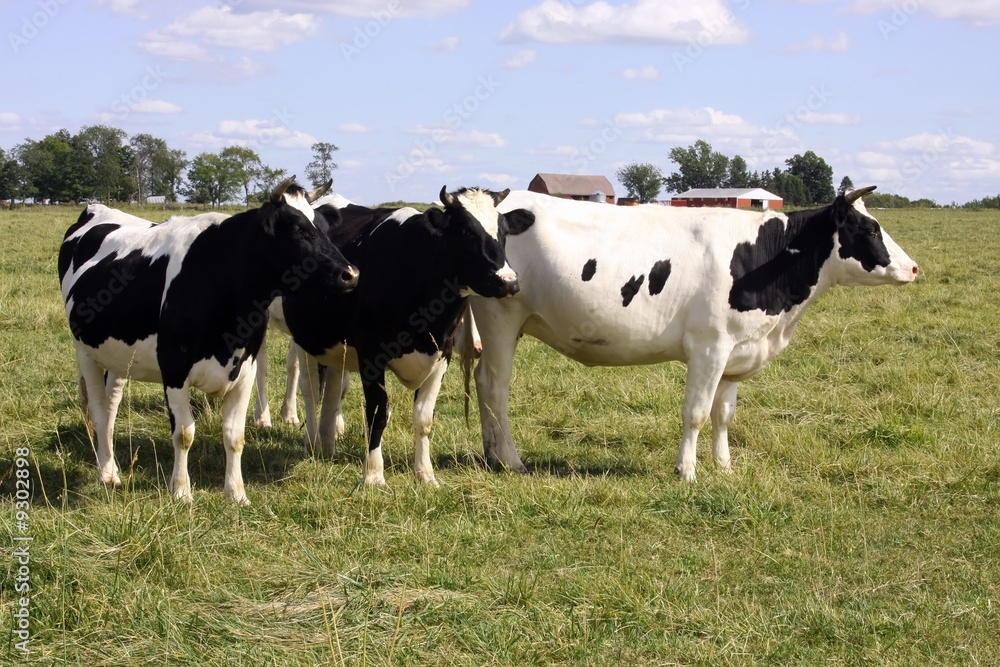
[58,179,358,504]
[468,186,919,480]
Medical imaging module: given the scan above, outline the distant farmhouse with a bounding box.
[528,173,615,204]
[671,188,782,210]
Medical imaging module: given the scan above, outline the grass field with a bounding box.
[1,203,998,665]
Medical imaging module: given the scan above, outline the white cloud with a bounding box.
[785,31,850,53]
[845,131,1000,199]
[500,0,750,45]
[139,6,317,60]
[140,38,212,61]
[130,99,183,114]
[786,111,860,126]
[848,0,1000,26]
[97,0,147,18]
[192,119,319,149]
[874,131,995,156]
[428,36,460,52]
[0,112,21,130]
[410,125,508,148]
[503,49,538,69]
[622,65,659,80]
[478,173,518,187]
[338,123,372,134]
[237,0,468,17]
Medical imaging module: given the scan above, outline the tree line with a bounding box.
[0,125,339,207]
[616,140,844,206]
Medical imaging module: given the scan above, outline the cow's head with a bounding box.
[262,177,359,294]
[434,186,519,298]
[830,185,919,286]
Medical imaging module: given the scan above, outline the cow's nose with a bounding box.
[502,275,519,296]
[339,265,360,290]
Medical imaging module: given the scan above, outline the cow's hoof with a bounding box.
[172,489,194,504]
[674,464,697,483]
[231,494,251,507]
[363,473,387,487]
[415,471,440,488]
[255,419,273,429]
[283,417,301,427]
[716,461,733,474]
[99,471,123,487]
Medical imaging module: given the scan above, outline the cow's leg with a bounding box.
[220,362,256,506]
[77,351,122,486]
[164,385,196,503]
[472,309,526,473]
[253,336,272,428]
[360,366,390,486]
[675,349,730,482]
[318,364,348,458]
[710,379,738,473]
[412,358,448,487]
[280,339,301,425]
[298,348,324,457]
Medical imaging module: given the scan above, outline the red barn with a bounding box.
[528,173,615,204]
[671,188,782,210]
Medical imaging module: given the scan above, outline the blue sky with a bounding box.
[1,0,997,205]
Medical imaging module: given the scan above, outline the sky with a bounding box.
[1,0,997,205]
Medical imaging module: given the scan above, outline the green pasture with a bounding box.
[1,204,998,665]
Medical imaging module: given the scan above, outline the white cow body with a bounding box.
[471,188,918,480]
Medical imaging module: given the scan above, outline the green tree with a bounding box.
[725,155,750,188]
[75,125,129,203]
[220,145,264,207]
[183,152,240,206]
[305,141,339,188]
[250,165,289,204]
[16,130,80,202]
[616,162,663,203]
[662,140,729,193]
[785,151,835,204]
[130,133,169,203]
[0,148,22,201]
[770,169,810,206]
[156,148,188,202]
[838,175,854,196]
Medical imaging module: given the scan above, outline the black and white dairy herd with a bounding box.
[60,179,918,503]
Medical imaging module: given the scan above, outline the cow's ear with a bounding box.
[503,208,535,236]
[261,208,279,236]
[424,207,449,234]
[491,188,511,207]
[834,185,877,226]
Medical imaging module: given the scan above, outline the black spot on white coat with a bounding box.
[621,275,644,307]
[647,259,671,296]
[581,258,597,282]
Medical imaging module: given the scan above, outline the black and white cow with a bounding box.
[468,186,919,481]
[281,186,521,486]
[58,179,359,505]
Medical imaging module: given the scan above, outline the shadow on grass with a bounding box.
[0,417,319,508]
[431,450,645,479]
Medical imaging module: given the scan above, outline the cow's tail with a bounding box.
[460,341,474,429]
[457,320,476,428]
[78,375,95,438]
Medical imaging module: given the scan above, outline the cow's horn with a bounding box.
[845,185,877,204]
[440,185,455,207]
[307,179,333,203]
[271,176,295,203]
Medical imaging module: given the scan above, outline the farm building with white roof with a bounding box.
[671,188,783,210]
